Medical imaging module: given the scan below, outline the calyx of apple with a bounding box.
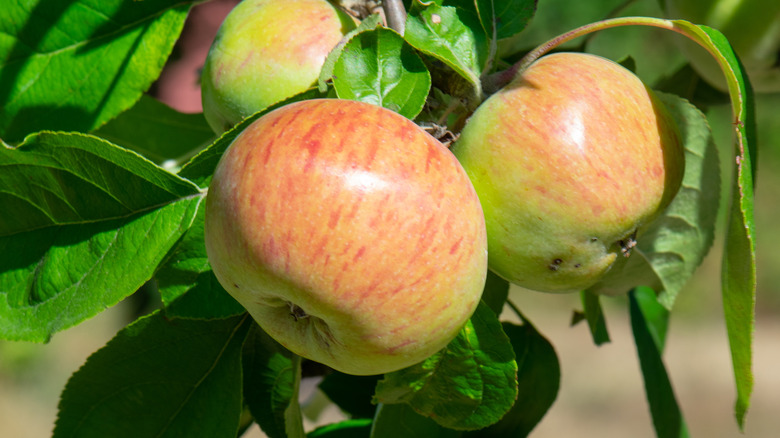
[201,0,355,134]
[204,99,488,375]
[451,52,685,294]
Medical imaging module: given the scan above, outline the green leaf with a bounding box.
[629,287,690,438]
[319,372,382,419]
[475,0,537,40]
[0,0,192,142]
[242,324,305,438]
[156,201,245,320]
[178,88,326,188]
[0,132,203,342]
[309,419,373,438]
[588,92,720,307]
[375,301,517,430]
[371,403,460,438]
[404,2,489,100]
[0,132,201,235]
[93,95,215,165]
[581,290,610,345]
[333,28,431,119]
[482,270,509,316]
[686,25,757,429]
[54,312,251,438]
[464,320,560,438]
[318,14,384,92]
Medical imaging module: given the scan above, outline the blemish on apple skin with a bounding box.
[288,302,309,321]
[548,258,563,271]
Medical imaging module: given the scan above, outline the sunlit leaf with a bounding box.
[0,0,193,142]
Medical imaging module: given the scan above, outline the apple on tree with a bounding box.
[204,98,488,376]
[451,52,685,294]
[200,0,356,133]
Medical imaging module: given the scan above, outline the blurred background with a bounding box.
[1,0,778,436]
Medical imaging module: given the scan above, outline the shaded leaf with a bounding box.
[475,0,537,40]
[243,324,305,438]
[630,287,689,438]
[93,95,215,165]
[581,289,610,345]
[333,28,431,119]
[375,301,517,430]
[0,0,192,142]
[481,270,509,316]
[319,372,382,419]
[54,313,251,438]
[371,403,459,438]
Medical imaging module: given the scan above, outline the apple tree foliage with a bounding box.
[0,0,758,437]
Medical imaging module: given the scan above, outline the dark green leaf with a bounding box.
[333,28,431,119]
[482,270,509,316]
[581,290,610,345]
[629,287,690,438]
[156,201,245,320]
[309,419,372,438]
[371,403,460,438]
[243,324,305,438]
[318,14,384,92]
[0,0,192,142]
[93,95,215,165]
[319,372,382,419]
[0,132,203,342]
[588,92,720,307]
[464,320,560,438]
[375,302,517,430]
[178,88,327,188]
[54,313,251,438]
[475,0,537,40]
[404,2,489,100]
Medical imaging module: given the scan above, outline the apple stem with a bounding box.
[506,299,528,325]
[383,0,407,35]
[484,17,682,94]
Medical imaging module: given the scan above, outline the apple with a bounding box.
[450,52,685,294]
[204,99,488,375]
[200,0,356,133]
[665,0,780,93]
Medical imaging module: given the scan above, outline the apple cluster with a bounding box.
[202,0,684,375]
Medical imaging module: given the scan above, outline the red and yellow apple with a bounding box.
[201,0,355,133]
[451,52,685,294]
[204,99,488,375]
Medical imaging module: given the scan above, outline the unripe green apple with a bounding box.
[204,99,488,375]
[451,53,684,294]
[201,0,355,133]
[665,0,780,92]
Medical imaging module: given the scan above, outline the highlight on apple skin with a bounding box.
[200,0,355,134]
[204,99,488,375]
[451,52,685,294]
